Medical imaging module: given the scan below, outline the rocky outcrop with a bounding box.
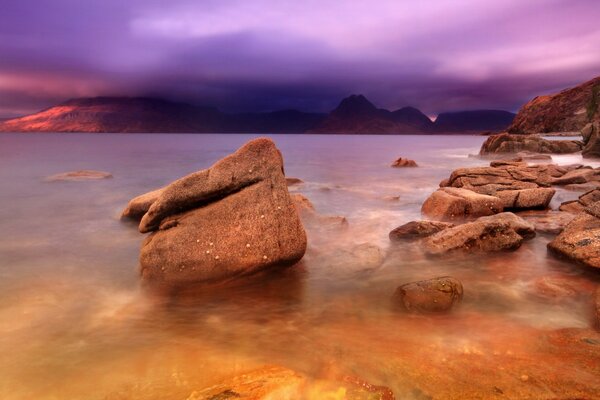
[138,138,307,287]
[423,212,535,255]
[45,170,113,181]
[508,76,600,134]
[479,133,582,155]
[421,187,503,220]
[393,276,463,313]
[121,188,164,220]
[389,221,454,241]
[391,157,418,167]
[548,210,600,270]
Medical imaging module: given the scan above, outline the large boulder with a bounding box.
[424,212,535,255]
[389,220,454,241]
[547,211,600,270]
[393,276,463,313]
[138,138,307,287]
[479,133,582,155]
[421,187,503,220]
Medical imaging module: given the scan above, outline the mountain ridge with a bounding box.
[0,95,515,134]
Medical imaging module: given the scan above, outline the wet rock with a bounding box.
[495,188,555,210]
[424,212,535,255]
[480,133,582,155]
[139,138,307,287]
[531,276,580,301]
[564,183,600,192]
[188,365,305,399]
[329,243,384,273]
[285,177,303,186]
[393,276,463,313]
[120,187,164,221]
[421,187,503,220]
[551,167,600,185]
[582,122,600,158]
[559,200,586,213]
[515,152,553,161]
[45,170,113,181]
[389,220,454,242]
[548,212,600,270]
[517,210,575,234]
[391,157,418,167]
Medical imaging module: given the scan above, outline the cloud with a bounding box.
[0,0,599,116]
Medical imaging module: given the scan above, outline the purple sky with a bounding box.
[1,0,599,118]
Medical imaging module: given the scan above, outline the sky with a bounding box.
[1,0,599,118]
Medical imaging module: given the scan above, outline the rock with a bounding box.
[423,212,535,255]
[515,151,553,161]
[548,212,600,270]
[517,210,576,234]
[139,138,307,287]
[328,243,384,273]
[582,123,600,158]
[45,170,113,181]
[120,188,164,221]
[188,365,305,400]
[495,188,555,210]
[391,157,418,167]
[564,183,600,192]
[479,133,582,155]
[559,189,600,213]
[421,187,503,220]
[531,276,580,301]
[389,220,454,241]
[551,168,600,185]
[393,276,463,313]
[285,177,303,186]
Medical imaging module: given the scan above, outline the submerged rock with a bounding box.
[517,210,576,234]
[389,220,454,241]
[45,170,113,181]
[421,187,503,220]
[138,138,307,287]
[391,157,418,167]
[423,212,535,255]
[291,193,348,230]
[120,187,164,221]
[393,276,463,313]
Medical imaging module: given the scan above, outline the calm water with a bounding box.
[0,134,599,399]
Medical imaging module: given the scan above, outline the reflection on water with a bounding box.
[0,134,599,399]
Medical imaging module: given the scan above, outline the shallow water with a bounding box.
[0,133,599,399]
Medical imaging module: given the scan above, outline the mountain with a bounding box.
[508,76,600,134]
[0,94,516,134]
[0,97,324,133]
[434,110,516,133]
[309,95,435,134]
[0,97,224,133]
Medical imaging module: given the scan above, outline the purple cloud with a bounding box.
[0,0,599,117]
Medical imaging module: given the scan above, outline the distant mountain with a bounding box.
[0,94,515,134]
[509,76,600,134]
[309,95,435,134]
[434,110,516,133]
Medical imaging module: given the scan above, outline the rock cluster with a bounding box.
[127,138,307,287]
[479,133,582,155]
[559,189,600,213]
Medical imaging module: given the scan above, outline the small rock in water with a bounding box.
[285,177,304,186]
[391,157,418,167]
[45,170,113,182]
[389,220,454,242]
[393,276,463,313]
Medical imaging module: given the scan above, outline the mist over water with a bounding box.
[0,133,599,399]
